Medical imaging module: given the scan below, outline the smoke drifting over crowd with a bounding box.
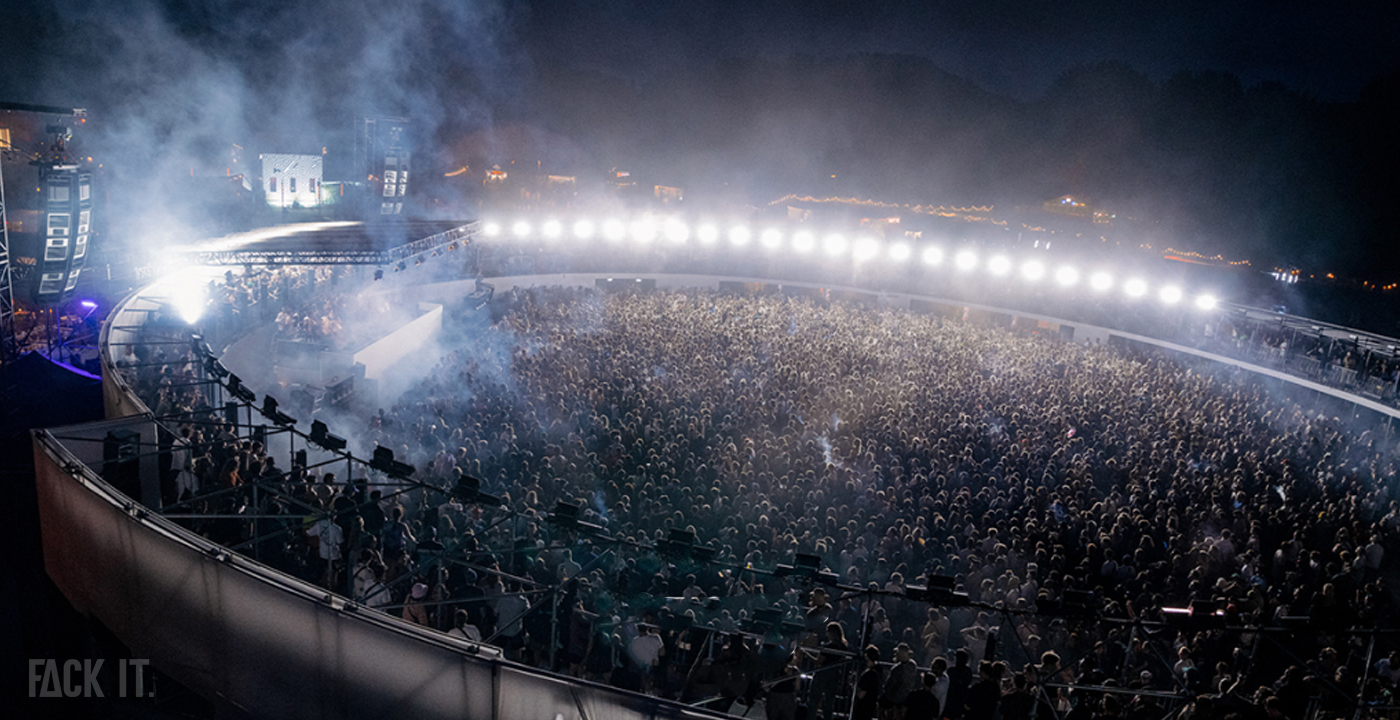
[2,0,521,251]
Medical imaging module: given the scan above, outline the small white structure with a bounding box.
[260,153,324,209]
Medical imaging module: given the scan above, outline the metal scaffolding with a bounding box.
[0,146,15,362]
[177,222,479,267]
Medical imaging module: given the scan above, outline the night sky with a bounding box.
[519,1,1400,102]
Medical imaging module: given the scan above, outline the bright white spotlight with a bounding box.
[921,247,945,266]
[573,219,596,239]
[602,218,627,242]
[728,225,751,246]
[696,223,719,244]
[168,276,208,325]
[511,220,531,238]
[630,218,658,243]
[823,234,848,257]
[852,237,880,261]
[1090,272,1113,291]
[483,221,502,237]
[1124,278,1148,297]
[988,255,1012,276]
[791,230,816,254]
[1021,260,1046,282]
[541,219,563,239]
[760,228,784,250]
[1054,266,1079,287]
[954,250,978,272]
[888,242,911,262]
[663,218,690,243]
[1159,285,1183,304]
[1195,293,1218,310]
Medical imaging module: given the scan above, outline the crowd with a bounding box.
[138,282,1400,720]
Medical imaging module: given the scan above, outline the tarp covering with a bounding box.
[0,352,104,439]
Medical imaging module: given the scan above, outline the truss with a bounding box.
[178,222,479,267]
[0,154,16,361]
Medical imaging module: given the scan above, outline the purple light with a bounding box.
[79,300,98,309]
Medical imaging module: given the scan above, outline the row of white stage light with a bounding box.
[481,218,1218,311]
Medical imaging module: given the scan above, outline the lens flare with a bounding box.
[602,218,627,242]
[852,237,880,261]
[663,218,690,243]
[630,218,658,243]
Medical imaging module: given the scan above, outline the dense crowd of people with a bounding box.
[129,278,1400,720]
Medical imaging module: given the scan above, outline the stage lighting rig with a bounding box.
[205,357,230,380]
[659,528,699,558]
[370,446,415,479]
[309,420,347,451]
[190,333,213,358]
[548,499,604,533]
[742,607,806,637]
[1037,589,1097,618]
[227,374,255,403]
[775,552,840,585]
[451,475,501,506]
[551,500,581,527]
[904,574,971,607]
[261,395,298,427]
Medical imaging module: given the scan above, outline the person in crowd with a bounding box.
[402,582,430,626]
[765,653,802,720]
[307,507,344,589]
[945,649,974,719]
[903,672,941,720]
[881,642,920,720]
[449,608,482,642]
[962,661,1003,720]
[808,621,851,720]
[629,622,665,693]
[855,645,884,720]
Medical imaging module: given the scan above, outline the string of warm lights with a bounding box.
[768,194,994,216]
[480,214,1221,311]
